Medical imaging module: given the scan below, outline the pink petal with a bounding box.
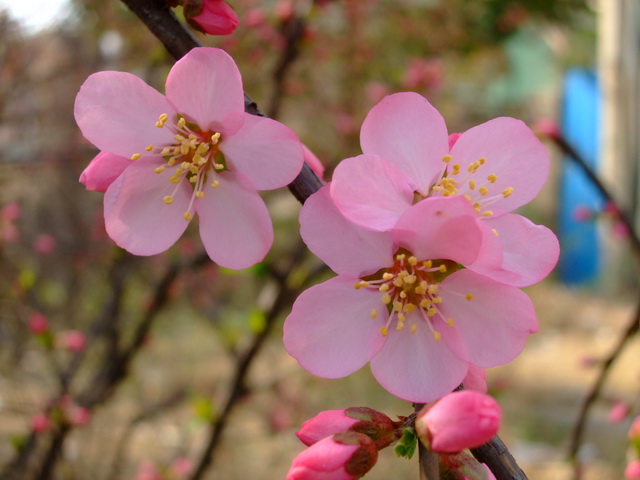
[104,158,191,255]
[300,186,395,277]
[74,71,176,157]
[283,277,386,379]
[220,113,304,190]
[473,214,560,287]
[450,117,550,213]
[80,152,132,192]
[391,196,483,265]
[330,154,413,231]
[369,314,468,402]
[195,171,272,270]
[438,269,538,368]
[165,47,244,135]
[360,92,449,194]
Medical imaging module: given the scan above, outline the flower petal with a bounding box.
[450,117,550,213]
[330,154,413,231]
[80,152,132,192]
[74,71,176,157]
[195,171,273,270]
[165,47,244,135]
[360,92,449,194]
[472,214,560,287]
[284,276,386,379]
[369,314,468,402]
[392,196,483,265]
[438,269,538,367]
[220,113,304,190]
[104,158,191,255]
[300,186,394,277]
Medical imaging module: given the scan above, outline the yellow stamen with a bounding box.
[370,309,378,319]
[469,180,476,190]
[145,144,154,152]
[131,153,141,161]
[439,264,447,273]
[211,180,220,188]
[380,327,388,337]
[410,324,417,334]
[183,212,193,221]
[466,294,474,301]
[154,166,165,174]
[433,330,442,341]
[479,186,489,196]
[482,210,494,217]
[442,154,452,163]
[502,187,514,198]
[163,196,173,205]
[487,174,497,183]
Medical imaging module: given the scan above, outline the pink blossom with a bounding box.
[245,8,266,28]
[287,432,378,480]
[1,203,20,221]
[31,412,51,433]
[415,391,501,453]
[532,118,561,140]
[184,0,240,36]
[284,186,539,402]
[75,47,303,270]
[170,457,193,477]
[629,416,640,441]
[68,406,91,426]
[57,330,86,352]
[28,312,49,335]
[134,461,163,480]
[330,92,559,287]
[1,202,20,243]
[626,460,640,480]
[607,400,630,423]
[297,407,396,448]
[34,234,56,255]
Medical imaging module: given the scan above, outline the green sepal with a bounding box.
[394,428,417,459]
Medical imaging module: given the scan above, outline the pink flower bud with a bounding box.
[28,312,49,335]
[416,391,501,453]
[287,432,378,480]
[57,330,86,352]
[629,416,640,441]
[532,118,561,140]
[296,407,396,449]
[31,412,51,433]
[626,460,640,479]
[33,234,57,255]
[607,400,630,423]
[69,406,91,426]
[185,0,239,36]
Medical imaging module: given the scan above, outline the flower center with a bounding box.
[427,154,514,218]
[354,250,472,340]
[131,113,227,221]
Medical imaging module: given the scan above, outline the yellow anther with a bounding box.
[214,163,225,170]
[396,253,406,262]
[439,264,447,273]
[397,312,406,322]
[154,166,165,174]
[189,165,199,174]
[183,212,193,221]
[195,191,204,198]
[442,154,452,163]
[408,256,418,266]
[163,195,173,205]
[492,228,500,237]
[145,144,154,152]
[410,324,417,334]
[353,282,362,290]
[423,260,433,269]
[487,174,497,183]
[404,303,416,313]
[161,147,172,156]
[427,284,439,295]
[420,298,431,308]
[393,278,404,287]
[131,153,141,161]
[380,327,388,337]
[466,294,474,301]
[169,176,181,184]
[468,161,480,173]
[370,309,378,319]
[502,187,514,198]
[433,330,442,341]
[399,291,407,299]
[173,147,181,156]
[404,274,417,285]
[396,322,405,332]
[393,300,403,312]
[211,132,221,143]
[174,134,185,142]
[189,176,198,184]
[379,284,390,292]
[479,186,489,196]
[427,307,437,317]
[432,296,443,304]
[381,293,392,304]
[479,157,486,165]
[469,180,476,190]
[447,317,455,327]
[482,210,494,217]
[452,163,461,175]
[211,180,220,188]
[180,161,190,170]
[382,272,394,280]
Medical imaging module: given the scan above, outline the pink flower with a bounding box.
[28,312,49,335]
[330,92,559,287]
[68,406,91,426]
[284,186,539,402]
[33,234,56,255]
[297,407,396,448]
[607,400,630,423]
[170,457,193,477]
[462,365,487,393]
[31,412,51,433]
[75,48,303,270]
[415,391,501,453]
[626,460,640,480]
[57,330,86,352]
[287,432,378,480]
[184,0,240,36]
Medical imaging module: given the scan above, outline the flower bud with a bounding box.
[287,432,378,480]
[626,459,640,480]
[629,416,640,442]
[296,407,396,449]
[28,312,49,335]
[31,412,51,433]
[184,0,239,36]
[415,391,501,453]
[57,330,87,352]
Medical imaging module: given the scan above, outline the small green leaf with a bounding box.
[394,428,417,459]
[248,309,266,334]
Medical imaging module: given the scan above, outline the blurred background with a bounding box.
[0,0,639,479]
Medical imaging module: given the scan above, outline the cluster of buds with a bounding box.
[287,391,501,479]
[30,395,91,434]
[167,0,239,35]
[27,312,87,353]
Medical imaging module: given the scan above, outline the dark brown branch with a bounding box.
[413,403,439,480]
[471,436,529,480]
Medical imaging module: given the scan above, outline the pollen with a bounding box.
[183,212,193,221]
[131,153,141,161]
[410,324,417,334]
[433,330,442,341]
[154,166,165,174]
[447,317,455,327]
[479,186,489,196]
[482,210,494,217]
[211,180,220,188]
[469,180,476,190]
[502,187,514,198]
[145,144,154,152]
[466,294,474,301]
[487,174,498,183]
[370,308,378,319]
[442,154,452,163]
[163,196,173,205]
[380,327,389,337]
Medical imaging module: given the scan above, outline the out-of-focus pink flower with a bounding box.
[57,330,87,352]
[331,92,559,288]
[69,406,91,426]
[573,205,593,222]
[275,1,294,22]
[626,460,640,480]
[1,202,20,243]
[284,186,539,402]
[629,416,640,441]
[28,312,49,335]
[34,234,57,255]
[365,82,390,105]
[170,457,193,477]
[415,391,501,453]
[532,119,561,140]
[402,57,443,92]
[613,221,630,239]
[2,203,20,221]
[296,407,396,448]
[302,145,325,180]
[31,412,51,433]
[184,0,240,36]
[75,47,303,270]
[462,365,487,393]
[607,400,630,423]
[245,7,266,27]
[134,461,163,480]
[286,432,378,480]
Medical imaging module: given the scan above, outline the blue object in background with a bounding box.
[557,68,604,285]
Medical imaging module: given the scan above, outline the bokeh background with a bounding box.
[1,0,639,479]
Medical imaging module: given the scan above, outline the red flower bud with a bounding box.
[184,0,239,36]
